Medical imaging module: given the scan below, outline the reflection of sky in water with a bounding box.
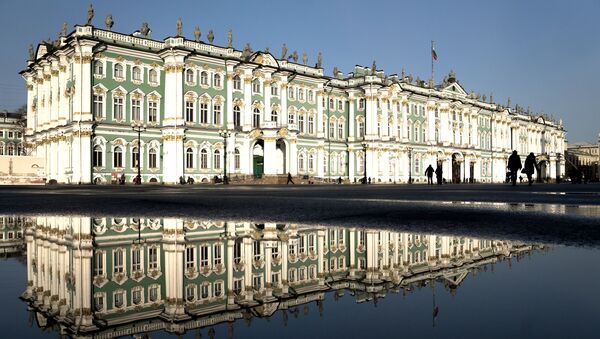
[1,216,599,338]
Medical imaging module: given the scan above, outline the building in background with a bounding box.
[0,111,25,156]
[21,21,566,184]
[566,140,599,182]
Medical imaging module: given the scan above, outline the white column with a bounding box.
[243,73,252,131]
[348,95,356,139]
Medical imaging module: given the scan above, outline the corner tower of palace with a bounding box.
[20,24,567,184]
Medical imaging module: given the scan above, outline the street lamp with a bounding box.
[131,122,147,185]
[362,141,368,184]
[407,147,413,184]
[219,129,231,184]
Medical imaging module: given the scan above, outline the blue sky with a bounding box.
[0,0,598,143]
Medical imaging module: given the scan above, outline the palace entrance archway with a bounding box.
[252,141,264,177]
[275,139,287,174]
[451,153,461,183]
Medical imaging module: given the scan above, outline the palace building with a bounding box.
[20,216,539,335]
[21,23,567,184]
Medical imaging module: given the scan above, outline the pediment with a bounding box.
[251,52,279,68]
[442,82,468,97]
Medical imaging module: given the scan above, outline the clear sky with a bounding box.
[0,0,598,143]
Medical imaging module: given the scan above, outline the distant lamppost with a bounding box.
[362,141,368,184]
[131,122,146,185]
[219,129,231,184]
[407,147,413,184]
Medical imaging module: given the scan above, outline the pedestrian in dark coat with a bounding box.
[286,172,294,184]
[425,165,435,185]
[507,150,522,186]
[435,164,443,185]
[522,153,536,186]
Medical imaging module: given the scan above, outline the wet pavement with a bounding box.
[1,216,599,338]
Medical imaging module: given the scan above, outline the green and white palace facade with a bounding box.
[21,24,566,184]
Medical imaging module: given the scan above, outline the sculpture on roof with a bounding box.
[489,94,493,103]
[86,4,94,25]
[333,66,339,77]
[242,43,253,58]
[227,30,233,48]
[316,52,322,68]
[28,44,34,60]
[302,52,308,65]
[105,14,114,31]
[482,94,487,102]
[281,43,288,60]
[140,22,151,38]
[290,51,298,62]
[407,74,413,83]
[207,30,214,43]
[176,18,183,37]
[60,22,68,37]
[371,60,377,74]
[193,26,201,42]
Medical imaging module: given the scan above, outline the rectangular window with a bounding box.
[148,247,158,270]
[200,245,209,268]
[213,104,221,125]
[185,102,194,123]
[149,285,158,302]
[213,245,222,266]
[186,247,195,269]
[113,97,123,121]
[131,99,141,121]
[93,95,103,119]
[200,103,208,124]
[132,248,141,272]
[234,240,242,264]
[271,85,278,96]
[148,101,158,123]
[308,116,314,134]
[214,281,223,297]
[113,250,124,273]
[94,252,104,276]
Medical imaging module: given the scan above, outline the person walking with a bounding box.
[435,163,443,185]
[507,150,522,186]
[522,152,536,186]
[425,165,435,185]
[286,172,294,184]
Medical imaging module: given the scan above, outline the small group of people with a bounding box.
[507,150,537,186]
[424,163,444,185]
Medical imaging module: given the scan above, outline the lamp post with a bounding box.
[219,129,231,184]
[131,122,146,185]
[408,147,413,184]
[362,141,368,184]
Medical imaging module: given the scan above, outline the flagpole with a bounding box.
[431,40,435,88]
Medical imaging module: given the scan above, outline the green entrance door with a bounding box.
[253,155,264,177]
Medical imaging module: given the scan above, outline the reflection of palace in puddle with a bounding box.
[20,217,541,337]
[0,216,25,257]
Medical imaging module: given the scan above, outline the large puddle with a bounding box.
[1,216,599,338]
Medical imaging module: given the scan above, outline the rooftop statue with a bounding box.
[140,22,151,38]
[105,14,113,31]
[281,43,287,60]
[407,74,413,83]
[28,44,34,60]
[507,97,512,108]
[482,94,487,102]
[194,26,201,42]
[371,60,377,74]
[60,22,68,37]
[242,43,252,58]
[302,52,308,65]
[176,18,183,37]
[86,4,94,25]
[227,30,233,48]
[316,52,322,68]
[207,30,214,43]
[290,51,298,62]
[333,66,339,77]
[401,66,405,79]
[490,94,493,103]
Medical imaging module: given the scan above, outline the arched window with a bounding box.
[233,105,241,128]
[213,103,221,125]
[308,154,315,172]
[114,63,123,78]
[200,149,208,169]
[94,60,103,76]
[298,153,305,172]
[113,146,123,168]
[200,71,208,85]
[233,75,241,90]
[132,147,140,168]
[288,109,295,124]
[414,124,420,142]
[93,145,103,167]
[213,150,221,170]
[149,69,158,84]
[186,69,194,83]
[234,148,240,170]
[288,87,294,99]
[308,115,314,134]
[338,121,344,139]
[358,119,365,138]
[148,148,157,168]
[252,78,261,93]
[132,66,141,81]
[213,74,221,87]
[357,153,364,173]
[329,121,335,139]
[271,110,278,123]
[421,127,427,143]
[186,148,194,169]
[253,108,260,128]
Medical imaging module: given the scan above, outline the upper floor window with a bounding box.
[271,85,278,96]
[213,74,222,87]
[200,71,208,86]
[308,90,314,102]
[132,66,141,81]
[94,61,103,76]
[288,87,294,99]
[252,79,261,93]
[186,69,194,83]
[114,63,124,79]
[298,88,304,101]
[149,69,158,84]
[233,75,241,90]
